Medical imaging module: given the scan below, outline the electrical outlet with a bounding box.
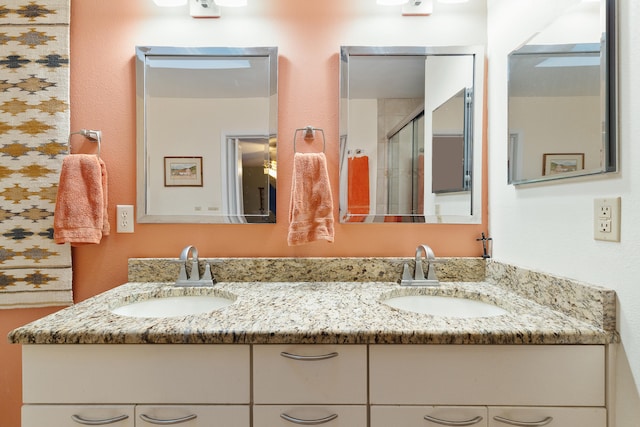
[116,205,134,233]
[594,197,620,242]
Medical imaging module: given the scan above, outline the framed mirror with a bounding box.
[508,0,616,185]
[339,46,484,224]
[136,46,278,223]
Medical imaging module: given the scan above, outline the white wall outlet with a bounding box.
[594,197,620,242]
[190,0,220,18]
[116,205,135,233]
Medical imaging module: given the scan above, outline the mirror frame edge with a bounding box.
[339,45,485,225]
[134,46,279,224]
[507,0,618,186]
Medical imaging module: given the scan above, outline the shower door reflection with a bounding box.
[386,111,424,219]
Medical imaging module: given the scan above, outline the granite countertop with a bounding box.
[8,280,614,345]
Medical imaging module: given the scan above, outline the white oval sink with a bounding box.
[111,295,234,318]
[383,295,507,318]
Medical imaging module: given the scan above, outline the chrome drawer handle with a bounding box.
[280,351,339,361]
[424,415,484,426]
[71,415,129,425]
[139,414,197,425]
[493,416,553,426]
[280,413,338,425]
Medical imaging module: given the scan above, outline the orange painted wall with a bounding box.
[1,1,487,424]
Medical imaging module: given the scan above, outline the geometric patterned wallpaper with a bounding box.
[0,0,72,308]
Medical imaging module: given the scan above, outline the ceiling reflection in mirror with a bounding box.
[508,0,616,185]
[339,46,483,224]
[136,46,277,223]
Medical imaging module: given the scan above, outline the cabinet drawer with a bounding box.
[488,407,606,427]
[23,345,250,404]
[136,405,249,427]
[253,405,367,427]
[370,345,605,406]
[253,345,367,404]
[23,405,134,427]
[371,406,488,427]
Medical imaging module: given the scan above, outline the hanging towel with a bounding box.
[347,155,370,222]
[288,152,334,246]
[54,154,110,246]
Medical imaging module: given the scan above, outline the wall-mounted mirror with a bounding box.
[339,46,484,224]
[136,46,278,223]
[508,0,616,185]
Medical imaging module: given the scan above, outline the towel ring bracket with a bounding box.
[68,129,101,158]
[293,126,325,153]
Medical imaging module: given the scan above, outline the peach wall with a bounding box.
[1,1,487,424]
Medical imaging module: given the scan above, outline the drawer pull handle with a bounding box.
[280,351,339,361]
[424,415,484,426]
[71,415,129,425]
[139,414,197,425]
[493,416,553,426]
[280,413,338,425]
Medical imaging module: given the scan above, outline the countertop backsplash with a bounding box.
[128,257,487,284]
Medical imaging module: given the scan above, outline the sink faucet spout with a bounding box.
[400,244,441,286]
[174,245,215,287]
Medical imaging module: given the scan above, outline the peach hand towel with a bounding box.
[54,154,110,246]
[347,155,370,222]
[288,152,334,246]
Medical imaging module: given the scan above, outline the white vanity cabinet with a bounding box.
[369,345,607,427]
[21,344,608,427]
[253,345,368,426]
[21,345,251,427]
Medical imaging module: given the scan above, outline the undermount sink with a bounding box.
[111,294,235,318]
[382,294,508,319]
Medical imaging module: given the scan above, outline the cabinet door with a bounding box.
[253,405,367,427]
[136,405,249,427]
[488,407,606,427]
[253,345,367,404]
[23,405,134,427]
[371,406,487,427]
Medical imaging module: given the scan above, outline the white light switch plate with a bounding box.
[594,197,620,242]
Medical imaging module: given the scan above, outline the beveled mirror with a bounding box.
[339,46,484,224]
[508,0,616,184]
[136,46,278,223]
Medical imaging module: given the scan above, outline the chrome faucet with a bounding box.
[174,245,215,287]
[400,244,442,286]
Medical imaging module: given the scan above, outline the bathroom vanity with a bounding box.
[9,258,616,427]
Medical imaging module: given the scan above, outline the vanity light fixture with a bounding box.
[377,0,433,16]
[402,0,433,16]
[153,0,187,6]
[215,0,248,6]
[190,0,220,18]
[377,0,409,5]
